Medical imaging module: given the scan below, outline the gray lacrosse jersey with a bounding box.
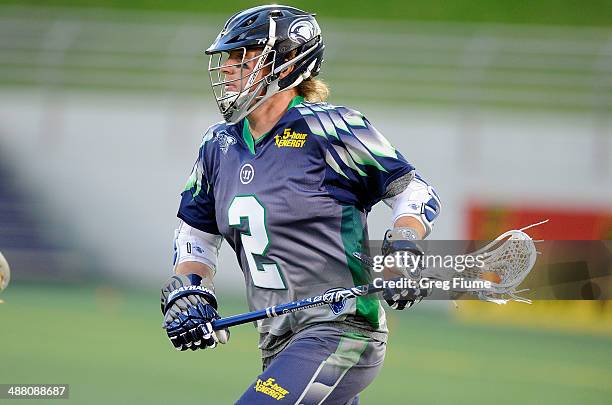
[178,96,430,355]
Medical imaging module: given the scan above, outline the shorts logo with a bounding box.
[324,287,347,315]
[254,378,289,400]
[213,130,236,154]
[275,128,307,148]
[240,163,255,185]
[288,19,316,44]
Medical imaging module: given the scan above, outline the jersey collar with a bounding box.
[242,95,305,155]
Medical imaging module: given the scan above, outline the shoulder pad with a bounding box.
[295,103,398,178]
[293,102,369,140]
[295,103,395,156]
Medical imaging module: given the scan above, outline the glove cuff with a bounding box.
[382,228,424,257]
[161,274,218,314]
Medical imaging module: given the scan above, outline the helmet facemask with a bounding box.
[208,46,277,124]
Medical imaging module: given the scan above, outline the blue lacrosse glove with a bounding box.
[160,274,229,351]
[381,228,430,310]
[382,284,429,310]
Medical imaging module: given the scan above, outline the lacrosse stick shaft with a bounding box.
[210,253,486,331]
[211,282,380,331]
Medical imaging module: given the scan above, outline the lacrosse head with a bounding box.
[0,251,10,297]
[460,230,537,304]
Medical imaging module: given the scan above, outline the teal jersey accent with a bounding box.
[242,96,305,155]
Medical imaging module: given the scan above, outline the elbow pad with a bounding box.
[384,175,441,237]
[173,221,223,273]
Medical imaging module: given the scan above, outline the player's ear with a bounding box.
[279,49,297,80]
[279,65,294,80]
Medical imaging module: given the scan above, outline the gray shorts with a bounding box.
[236,325,386,404]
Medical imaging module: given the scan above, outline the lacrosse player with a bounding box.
[160,5,441,404]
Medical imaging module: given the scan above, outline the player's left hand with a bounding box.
[381,228,429,310]
[382,284,429,310]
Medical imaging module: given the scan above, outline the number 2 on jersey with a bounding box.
[228,195,286,289]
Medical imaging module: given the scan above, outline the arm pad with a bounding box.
[173,221,223,274]
[384,175,441,237]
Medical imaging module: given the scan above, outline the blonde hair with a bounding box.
[297,78,329,102]
[284,49,329,102]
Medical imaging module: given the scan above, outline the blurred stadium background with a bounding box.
[0,1,611,403]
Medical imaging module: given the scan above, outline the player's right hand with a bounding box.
[160,274,230,351]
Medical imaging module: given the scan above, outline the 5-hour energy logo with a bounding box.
[254,378,289,400]
[275,128,307,148]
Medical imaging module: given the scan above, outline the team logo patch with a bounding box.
[275,128,308,148]
[398,228,418,240]
[254,378,289,401]
[239,163,255,185]
[288,19,316,43]
[213,130,236,154]
[324,287,348,315]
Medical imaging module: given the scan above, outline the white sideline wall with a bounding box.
[0,91,610,288]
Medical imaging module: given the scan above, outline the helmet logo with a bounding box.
[288,19,316,44]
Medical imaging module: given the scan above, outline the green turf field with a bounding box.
[1,284,610,404]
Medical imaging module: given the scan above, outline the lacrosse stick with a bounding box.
[354,226,540,304]
[210,224,542,331]
[432,229,537,304]
[438,220,544,303]
[0,251,10,304]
